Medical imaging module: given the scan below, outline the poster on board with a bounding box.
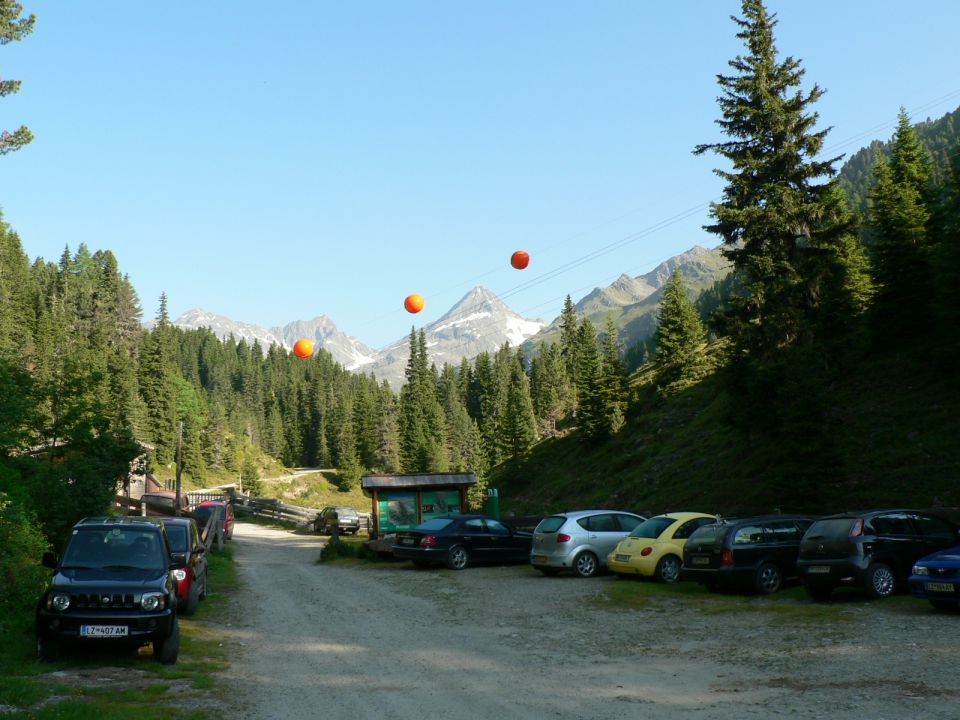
[378,492,418,532]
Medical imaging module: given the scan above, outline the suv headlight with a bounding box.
[172,569,187,582]
[141,592,166,611]
[49,593,71,612]
[912,565,929,576]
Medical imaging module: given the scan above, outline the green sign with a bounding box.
[421,490,460,521]
[378,492,417,532]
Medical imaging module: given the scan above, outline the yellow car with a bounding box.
[607,512,716,583]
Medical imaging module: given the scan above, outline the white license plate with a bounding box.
[81,625,128,638]
[691,556,710,565]
[615,554,631,563]
[807,566,831,574]
[401,538,414,545]
[925,582,955,593]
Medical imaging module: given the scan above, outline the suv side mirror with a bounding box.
[170,552,187,569]
[42,550,58,569]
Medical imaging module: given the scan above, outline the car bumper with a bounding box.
[529,547,580,569]
[680,566,752,586]
[392,545,447,564]
[908,575,960,602]
[36,608,176,642]
[606,553,657,577]
[797,559,868,587]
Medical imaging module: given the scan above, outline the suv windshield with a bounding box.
[62,528,164,571]
[629,516,675,539]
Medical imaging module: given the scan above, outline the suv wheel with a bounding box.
[655,555,681,584]
[754,562,783,594]
[865,562,896,599]
[446,545,469,570]
[573,552,599,578]
[153,617,180,665]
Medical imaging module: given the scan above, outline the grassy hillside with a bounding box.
[490,341,960,518]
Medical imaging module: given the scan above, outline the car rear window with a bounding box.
[629,516,675,539]
[804,518,856,541]
[687,524,727,545]
[416,518,454,531]
[535,516,567,533]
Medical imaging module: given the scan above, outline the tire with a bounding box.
[153,616,180,665]
[182,583,200,617]
[446,545,469,570]
[537,567,561,577]
[37,635,60,662]
[573,552,599,578]
[805,584,833,601]
[754,562,783,594]
[655,555,681,584]
[864,562,896,599]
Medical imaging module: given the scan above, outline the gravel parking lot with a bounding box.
[225,522,959,720]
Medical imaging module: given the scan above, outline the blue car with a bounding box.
[909,546,960,611]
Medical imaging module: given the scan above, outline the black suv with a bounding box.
[314,506,361,535]
[681,515,814,594]
[36,516,184,663]
[796,509,959,601]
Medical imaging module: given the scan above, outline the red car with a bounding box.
[194,500,235,541]
[158,516,208,616]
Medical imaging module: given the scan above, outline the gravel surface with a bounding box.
[225,522,959,720]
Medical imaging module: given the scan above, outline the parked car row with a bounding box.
[35,500,237,664]
[390,507,960,611]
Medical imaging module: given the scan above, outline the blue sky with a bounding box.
[2,1,959,349]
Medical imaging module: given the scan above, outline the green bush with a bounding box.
[0,494,50,634]
[318,538,380,562]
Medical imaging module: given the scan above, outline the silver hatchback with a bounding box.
[530,510,646,577]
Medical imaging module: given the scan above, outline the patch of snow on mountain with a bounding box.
[505,316,546,347]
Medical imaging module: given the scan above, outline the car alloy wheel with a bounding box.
[573,552,598,578]
[866,563,895,599]
[755,562,783,594]
[447,545,469,570]
[656,555,681,583]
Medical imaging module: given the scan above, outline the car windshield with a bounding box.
[535,516,566,533]
[62,528,164,571]
[629,516,675,539]
[804,518,856,540]
[165,525,188,553]
[334,507,357,517]
[416,518,454,531]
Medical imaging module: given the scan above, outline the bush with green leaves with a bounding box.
[0,495,50,634]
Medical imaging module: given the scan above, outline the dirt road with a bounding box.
[225,523,959,720]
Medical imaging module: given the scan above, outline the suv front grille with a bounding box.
[72,593,136,610]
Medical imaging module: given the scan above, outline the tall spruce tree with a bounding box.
[599,315,626,434]
[574,318,605,440]
[693,0,855,360]
[654,270,708,393]
[868,109,935,340]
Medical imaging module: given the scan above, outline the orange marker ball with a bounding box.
[511,250,530,269]
[404,293,425,314]
[293,338,314,358]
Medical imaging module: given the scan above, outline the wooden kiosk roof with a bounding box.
[361,472,477,492]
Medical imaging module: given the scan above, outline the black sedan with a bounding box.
[392,515,532,570]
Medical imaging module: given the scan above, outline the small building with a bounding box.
[361,472,477,538]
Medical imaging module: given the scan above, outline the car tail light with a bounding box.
[849,518,864,537]
[556,533,571,543]
[420,535,437,547]
[640,546,653,557]
[722,549,734,566]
